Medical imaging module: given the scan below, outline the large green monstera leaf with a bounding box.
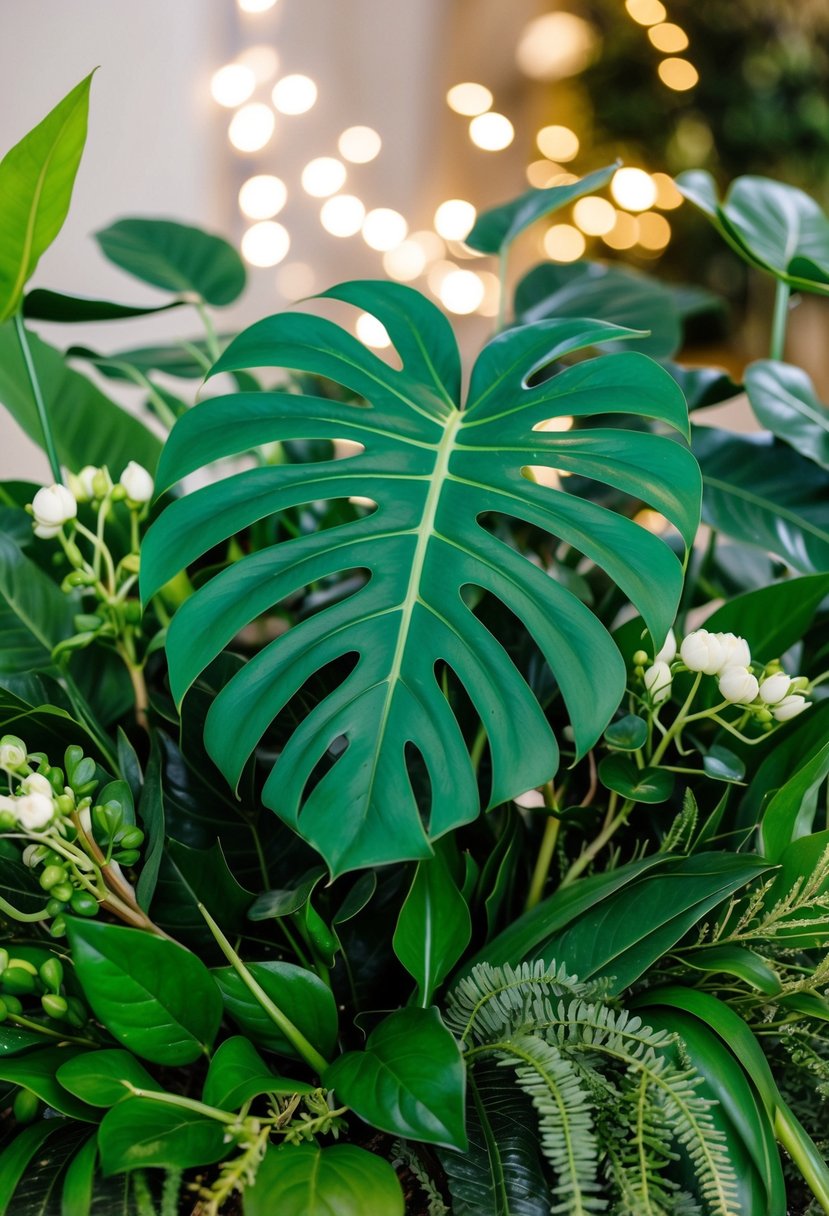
[142,282,699,875]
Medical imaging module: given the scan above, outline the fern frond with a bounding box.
[659,790,698,855]
[445,959,600,1046]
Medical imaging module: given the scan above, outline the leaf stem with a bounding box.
[525,782,559,910]
[13,312,62,483]
[769,280,791,361]
[495,249,509,333]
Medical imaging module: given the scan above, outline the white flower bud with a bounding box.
[680,629,727,675]
[68,466,98,503]
[654,628,677,664]
[0,734,27,771]
[78,806,92,834]
[772,695,810,722]
[718,666,759,704]
[119,461,154,504]
[716,632,751,669]
[0,794,17,816]
[31,484,77,534]
[758,672,791,705]
[21,844,40,867]
[15,792,55,830]
[20,772,53,798]
[644,661,672,704]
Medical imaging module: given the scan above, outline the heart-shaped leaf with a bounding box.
[95,218,246,306]
[98,1098,228,1174]
[212,960,337,1061]
[202,1036,312,1111]
[324,1006,466,1148]
[393,851,471,1004]
[0,1047,97,1120]
[143,281,698,876]
[598,754,675,803]
[56,1048,158,1107]
[244,1144,404,1216]
[603,714,648,751]
[745,360,829,470]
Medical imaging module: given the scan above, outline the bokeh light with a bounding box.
[637,211,672,250]
[572,196,616,236]
[648,23,689,52]
[236,45,279,82]
[241,221,290,266]
[446,82,493,116]
[356,312,392,348]
[602,212,640,250]
[383,240,428,281]
[277,262,316,298]
[439,269,485,314]
[611,167,657,210]
[210,64,255,108]
[651,172,684,209]
[658,58,699,90]
[362,208,408,251]
[543,224,586,262]
[338,126,382,163]
[433,199,477,241]
[272,74,317,115]
[238,0,278,12]
[469,112,514,151]
[302,157,347,197]
[228,103,275,152]
[624,0,667,26]
[320,194,365,237]
[526,160,566,188]
[516,12,596,81]
[238,175,287,219]
[536,125,579,162]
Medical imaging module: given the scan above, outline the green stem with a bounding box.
[199,903,329,1075]
[9,1012,98,1048]
[13,312,61,483]
[495,249,509,333]
[126,1083,237,1125]
[195,300,221,364]
[560,797,636,888]
[774,1103,829,1214]
[650,672,702,766]
[525,783,559,911]
[769,280,791,361]
[0,894,52,922]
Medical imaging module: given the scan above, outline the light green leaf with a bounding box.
[759,739,829,861]
[0,74,93,322]
[202,1036,312,1111]
[98,1098,227,1174]
[0,1046,97,1120]
[746,360,829,470]
[393,850,472,1004]
[681,945,781,995]
[244,1144,404,1216]
[142,281,698,875]
[212,960,337,1061]
[95,218,246,306]
[56,1048,158,1107]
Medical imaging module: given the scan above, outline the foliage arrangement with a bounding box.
[1,73,829,1215]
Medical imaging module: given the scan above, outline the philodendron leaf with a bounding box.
[98,1099,228,1174]
[678,171,829,294]
[66,917,222,1064]
[745,361,829,470]
[56,1048,158,1107]
[212,960,338,1061]
[466,164,618,256]
[393,851,472,1004]
[244,1144,404,1216]
[324,1006,467,1148]
[95,218,246,306]
[597,754,675,803]
[143,280,698,876]
[0,73,93,322]
[603,714,648,751]
[202,1037,312,1111]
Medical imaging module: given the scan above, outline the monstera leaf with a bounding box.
[142,281,699,875]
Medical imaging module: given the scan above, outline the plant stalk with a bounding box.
[769,280,790,361]
[13,312,62,483]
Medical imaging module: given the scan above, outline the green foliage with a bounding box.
[95,218,246,307]
[746,361,829,471]
[393,850,472,1004]
[244,1144,405,1216]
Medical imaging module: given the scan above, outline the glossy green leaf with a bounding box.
[393,851,471,1004]
[662,362,742,411]
[699,572,829,661]
[0,1025,46,1056]
[244,1144,404,1216]
[202,1036,311,1111]
[466,164,617,256]
[60,1133,97,1216]
[0,74,92,322]
[539,853,770,992]
[681,945,781,995]
[0,1122,64,1216]
[0,324,162,475]
[69,339,213,382]
[0,1046,97,1119]
[678,171,829,293]
[23,288,185,324]
[1,1125,89,1216]
[738,699,829,831]
[56,1048,158,1107]
[248,866,326,921]
[746,360,829,470]
[212,960,337,1061]
[95,218,246,306]
[0,533,75,673]
[324,1006,467,1148]
[514,260,681,358]
[776,992,829,1021]
[480,809,522,938]
[693,425,829,573]
[143,282,697,875]
[66,917,222,1064]
[602,714,648,751]
[152,838,253,945]
[759,739,829,860]
[0,674,107,762]
[597,754,675,803]
[702,744,745,783]
[98,1098,227,1174]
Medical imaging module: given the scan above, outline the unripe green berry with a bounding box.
[69,890,99,917]
[754,707,773,723]
[40,865,67,891]
[50,916,67,938]
[41,993,69,1020]
[45,897,66,917]
[114,849,140,866]
[117,826,144,850]
[3,995,22,1015]
[124,600,142,624]
[7,958,37,976]
[0,810,17,831]
[55,794,75,816]
[39,958,63,992]
[50,882,74,902]
[2,967,37,995]
[632,650,649,667]
[0,998,7,1023]
[73,613,102,633]
[111,483,126,502]
[13,1088,40,1124]
[0,948,8,974]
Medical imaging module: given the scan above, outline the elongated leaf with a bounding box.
[466,165,617,256]
[746,360,829,470]
[738,699,829,831]
[0,533,75,673]
[95,218,245,306]
[98,1098,227,1174]
[759,739,829,861]
[0,324,162,475]
[0,74,92,322]
[514,260,681,358]
[693,425,829,573]
[24,289,185,324]
[681,945,781,995]
[698,572,829,661]
[143,281,698,875]
[393,851,471,1004]
[663,361,742,411]
[60,1133,97,1216]
[244,1144,404,1216]
[66,917,222,1064]
[0,1123,64,1216]
[56,1048,158,1107]
[70,339,213,381]
[0,1046,97,1119]
[152,838,253,945]
[212,960,337,1061]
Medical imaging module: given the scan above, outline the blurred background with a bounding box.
[2,0,828,478]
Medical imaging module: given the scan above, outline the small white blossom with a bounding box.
[759,672,791,705]
[654,628,677,664]
[644,661,672,704]
[717,632,751,669]
[772,695,810,722]
[119,461,154,504]
[0,794,17,817]
[0,735,27,771]
[680,629,727,675]
[718,666,759,704]
[31,484,77,538]
[15,792,54,830]
[69,465,98,502]
[20,772,53,799]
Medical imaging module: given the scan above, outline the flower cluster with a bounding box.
[30,461,154,538]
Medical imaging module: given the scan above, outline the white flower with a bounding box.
[20,772,53,798]
[69,465,98,503]
[680,629,727,675]
[644,661,672,704]
[15,792,54,830]
[759,672,791,705]
[654,628,677,664]
[772,695,810,722]
[0,794,17,816]
[717,632,751,669]
[718,666,759,704]
[21,844,41,867]
[119,461,154,504]
[31,484,77,538]
[0,734,27,771]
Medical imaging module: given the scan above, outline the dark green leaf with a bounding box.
[135,735,164,909]
[333,871,377,925]
[0,74,93,321]
[393,852,472,1004]
[746,360,829,470]
[739,699,829,831]
[24,288,185,324]
[202,1036,311,1111]
[0,533,74,674]
[699,573,829,661]
[66,917,222,1064]
[0,1047,97,1119]
[56,1048,158,1107]
[662,362,742,411]
[98,1098,227,1174]
[244,1144,404,1216]
[95,218,245,307]
[681,945,781,995]
[603,714,647,751]
[763,829,829,949]
[702,744,745,784]
[759,739,829,861]
[212,960,337,1061]
[0,1025,46,1056]
[480,809,522,938]
[70,339,213,382]
[597,754,675,803]
[60,1133,97,1216]
[152,839,253,945]
[324,1006,466,1148]
[0,1123,64,1216]
[248,867,326,921]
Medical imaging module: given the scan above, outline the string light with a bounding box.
[602,212,640,250]
[241,221,290,266]
[516,12,595,81]
[439,269,485,314]
[239,175,287,219]
[338,126,382,163]
[210,64,255,108]
[624,0,667,26]
[651,172,684,209]
[543,224,586,262]
[302,157,347,197]
[277,262,316,298]
[228,104,275,152]
[408,231,446,265]
[446,82,493,116]
[637,211,672,250]
[362,208,408,251]
[383,240,428,281]
[238,0,278,12]
[237,45,279,82]
[658,58,699,90]
[572,196,616,236]
[526,160,565,188]
[536,125,579,162]
[356,313,392,349]
[272,74,317,115]
[648,22,689,52]
[469,113,514,151]
[320,194,365,237]
[611,167,657,211]
[433,200,477,241]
